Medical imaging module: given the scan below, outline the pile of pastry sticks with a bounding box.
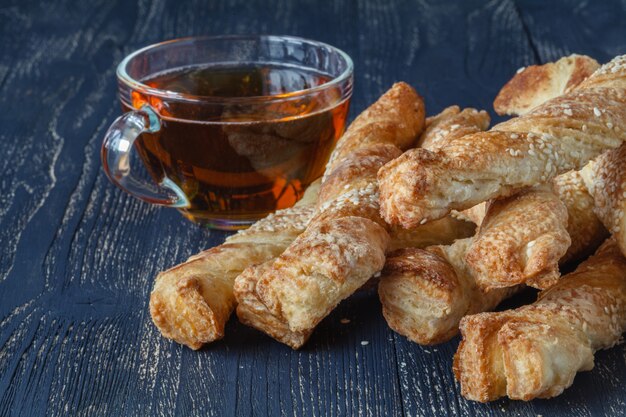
[149,54,626,402]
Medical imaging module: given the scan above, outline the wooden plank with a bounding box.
[0,0,625,416]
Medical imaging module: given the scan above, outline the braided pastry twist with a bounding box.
[379,55,626,228]
[379,169,599,345]
[234,83,425,348]
[149,182,319,349]
[454,239,626,402]
[582,143,626,258]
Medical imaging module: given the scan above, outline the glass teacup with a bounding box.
[101,35,353,230]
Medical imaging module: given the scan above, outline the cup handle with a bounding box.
[101,105,190,208]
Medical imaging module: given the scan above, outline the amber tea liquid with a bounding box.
[125,64,349,228]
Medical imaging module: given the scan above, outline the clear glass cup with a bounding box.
[101,35,353,230]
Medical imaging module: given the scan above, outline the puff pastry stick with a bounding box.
[417,105,490,150]
[454,239,626,402]
[465,185,571,290]
[581,144,626,258]
[323,83,425,178]
[234,83,426,349]
[149,183,471,350]
[467,169,607,290]
[418,106,492,223]
[379,238,517,345]
[494,54,600,117]
[233,207,474,349]
[379,166,605,344]
[491,54,609,264]
[379,55,626,228]
[379,185,560,343]
[554,169,608,263]
[149,108,475,351]
[149,182,319,349]
[387,217,475,252]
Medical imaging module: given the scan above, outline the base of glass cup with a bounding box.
[179,209,264,231]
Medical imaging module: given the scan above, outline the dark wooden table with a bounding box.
[2,0,626,415]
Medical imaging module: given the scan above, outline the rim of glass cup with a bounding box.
[116,34,354,105]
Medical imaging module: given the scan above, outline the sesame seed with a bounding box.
[340,318,350,324]
[361,341,370,346]
[564,109,573,116]
[594,107,601,117]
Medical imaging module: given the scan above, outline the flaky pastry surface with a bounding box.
[233,83,426,348]
[149,199,316,349]
[379,55,626,228]
[465,186,570,290]
[582,144,626,258]
[378,179,587,345]
[454,239,626,402]
[494,54,599,116]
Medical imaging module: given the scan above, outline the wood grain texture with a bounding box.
[0,0,625,415]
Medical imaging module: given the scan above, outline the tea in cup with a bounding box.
[102,35,353,230]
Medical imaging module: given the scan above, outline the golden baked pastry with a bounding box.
[234,83,425,348]
[378,171,591,345]
[465,185,570,290]
[454,238,626,402]
[378,57,609,346]
[555,169,608,263]
[379,238,516,345]
[490,53,609,265]
[417,105,490,150]
[149,181,319,349]
[149,94,477,350]
[152,54,624,408]
[581,144,626,258]
[494,54,599,116]
[323,83,425,178]
[463,168,607,291]
[378,55,626,228]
